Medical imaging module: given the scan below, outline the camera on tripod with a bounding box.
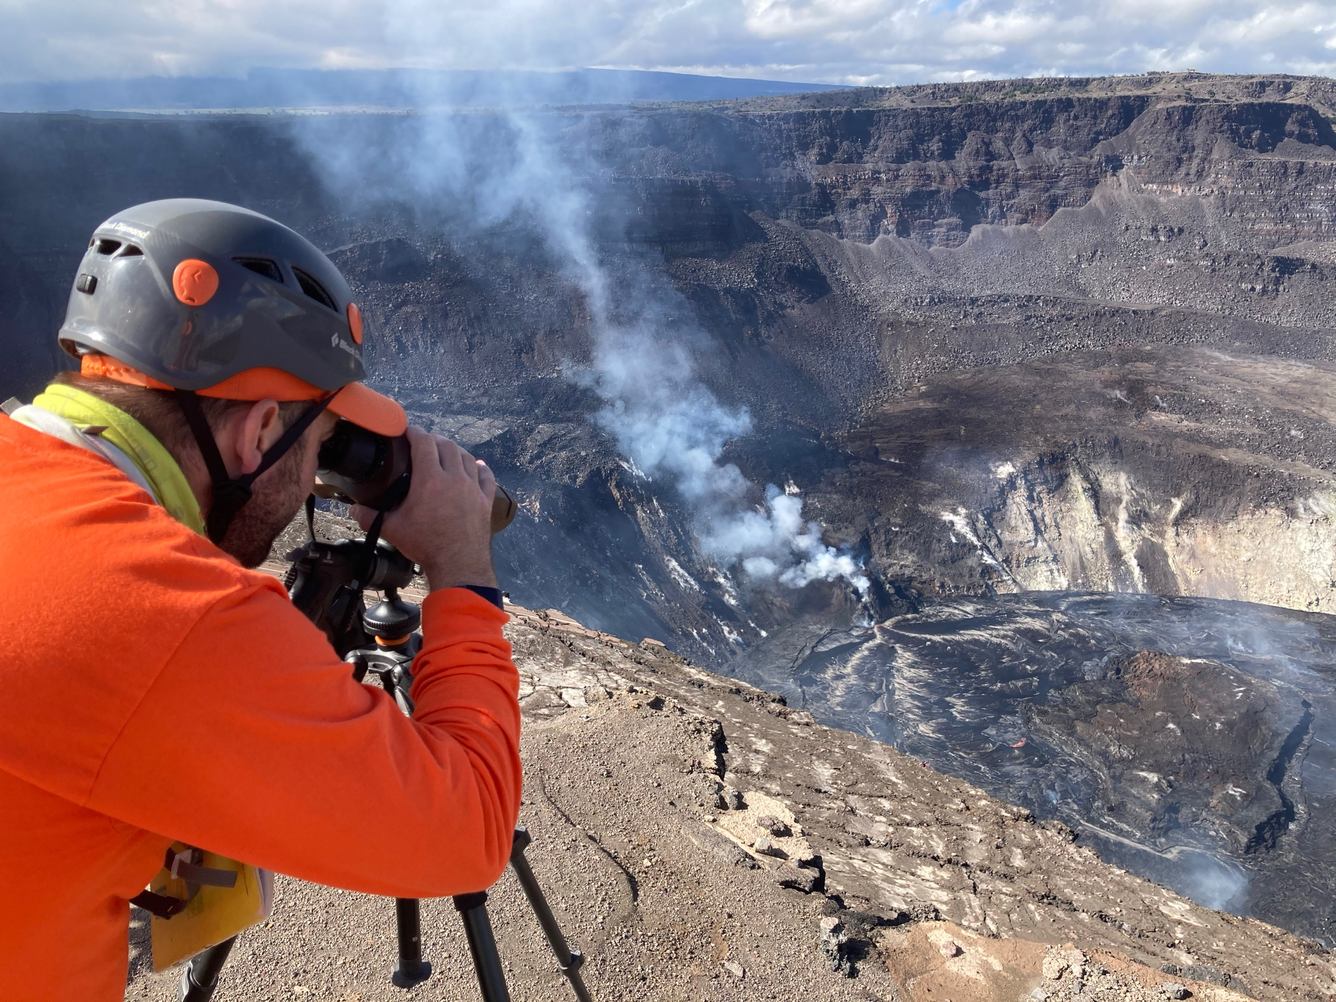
[177,422,593,1002]
[285,420,517,656]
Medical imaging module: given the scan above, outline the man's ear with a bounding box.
[234,398,284,476]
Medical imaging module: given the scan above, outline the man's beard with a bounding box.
[216,438,312,569]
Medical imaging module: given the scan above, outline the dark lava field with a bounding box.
[6,71,1336,940]
[730,592,1336,942]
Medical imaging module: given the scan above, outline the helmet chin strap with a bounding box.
[174,389,340,545]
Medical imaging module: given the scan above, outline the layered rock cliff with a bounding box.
[8,74,1336,656]
[829,345,1336,612]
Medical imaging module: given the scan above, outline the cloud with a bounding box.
[3,1,1336,85]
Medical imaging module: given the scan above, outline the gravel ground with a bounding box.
[125,599,1336,1001]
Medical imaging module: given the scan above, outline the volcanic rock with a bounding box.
[729,587,1336,942]
[774,862,820,893]
[818,916,853,976]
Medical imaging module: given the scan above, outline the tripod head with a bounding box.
[285,535,425,714]
[285,537,417,655]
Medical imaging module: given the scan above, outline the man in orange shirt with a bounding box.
[0,199,522,1001]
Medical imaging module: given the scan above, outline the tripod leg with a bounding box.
[391,898,432,988]
[510,828,594,1002]
[178,936,237,1002]
[453,892,512,1002]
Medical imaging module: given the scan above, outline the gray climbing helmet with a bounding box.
[58,198,406,546]
[59,198,365,392]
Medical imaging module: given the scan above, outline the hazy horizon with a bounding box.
[3,2,1333,90]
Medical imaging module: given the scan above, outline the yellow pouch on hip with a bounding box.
[141,843,274,971]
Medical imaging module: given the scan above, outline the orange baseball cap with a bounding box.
[81,355,408,438]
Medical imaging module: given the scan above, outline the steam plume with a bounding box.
[298,102,869,595]
[580,321,869,594]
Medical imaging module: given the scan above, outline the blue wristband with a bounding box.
[459,585,504,610]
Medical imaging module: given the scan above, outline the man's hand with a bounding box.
[353,426,498,592]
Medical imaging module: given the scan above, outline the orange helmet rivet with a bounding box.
[172,259,219,306]
[347,302,363,345]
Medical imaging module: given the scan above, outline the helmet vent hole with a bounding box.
[291,266,337,312]
[95,239,122,256]
[117,245,143,257]
[234,256,284,283]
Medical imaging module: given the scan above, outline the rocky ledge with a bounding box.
[126,597,1336,1001]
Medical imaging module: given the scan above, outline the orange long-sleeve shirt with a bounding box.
[0,414,522,1001]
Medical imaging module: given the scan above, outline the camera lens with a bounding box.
[315,420,517,525]
[366,539,419,592]
[318,422,389,484]
[316,421,413,511]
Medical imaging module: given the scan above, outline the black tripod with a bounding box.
[179,826,591,1002]
[176,539,593,1002]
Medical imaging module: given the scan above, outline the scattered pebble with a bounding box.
[752,836,786,858]
[1162,985,1190,1000]
[721,960,744,978]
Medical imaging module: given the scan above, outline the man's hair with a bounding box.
[50,371,308,458]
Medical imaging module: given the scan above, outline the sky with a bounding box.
[3,0,1336,86]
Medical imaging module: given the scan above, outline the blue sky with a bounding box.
[3,1,1335,85]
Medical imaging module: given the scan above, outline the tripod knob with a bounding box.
[363,590,421,645]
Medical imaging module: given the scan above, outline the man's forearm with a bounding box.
[84,579,522,899]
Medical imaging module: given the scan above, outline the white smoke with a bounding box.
[579,322,870,594]
[298,94,869,596]
[499,119,871,595]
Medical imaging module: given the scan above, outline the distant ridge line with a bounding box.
[0,67,847,114]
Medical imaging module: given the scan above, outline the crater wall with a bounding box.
[3,75,1336,659]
